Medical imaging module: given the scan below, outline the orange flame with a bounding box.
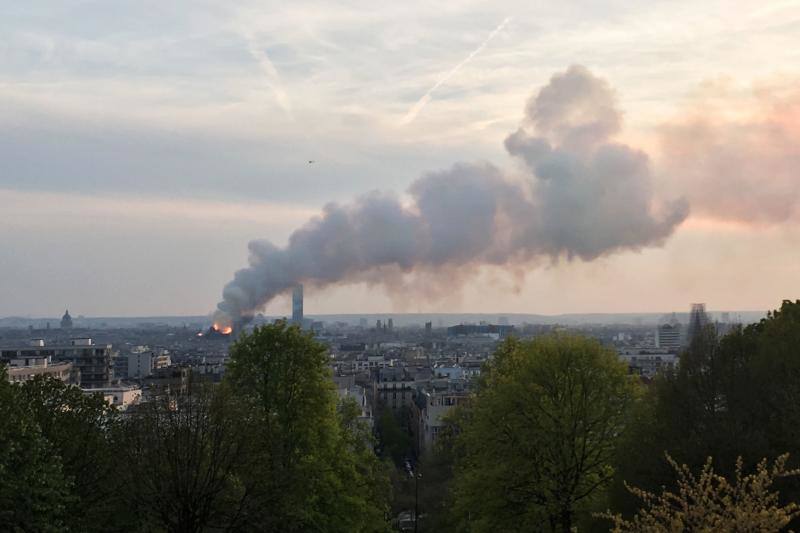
[212,323,233,335]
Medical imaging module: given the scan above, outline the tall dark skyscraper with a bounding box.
[292,284,303,324]
[687,303,710,343]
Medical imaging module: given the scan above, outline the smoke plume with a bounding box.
[214,65,688,326]
[659,83,800,224]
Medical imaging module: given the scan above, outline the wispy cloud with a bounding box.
[400,16,512,126]
[240,29,294,119]
[0,188,317,226]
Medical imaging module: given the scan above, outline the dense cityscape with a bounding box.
[0,292,753,416]
[3,288,791,531]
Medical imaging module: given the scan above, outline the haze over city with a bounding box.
[3,0,799,318]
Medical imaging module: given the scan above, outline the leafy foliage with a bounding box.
[18,375,119,530]
[0,369,71,532]
[376,406,412,466]
[452,334,638,532]
[226,320,391,532]
[612,300,800,516]
[0,369,124,532]
[603,454,800,532]
[0,321,390,533]
[114,378,255,532]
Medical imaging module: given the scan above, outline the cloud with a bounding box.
[400,17,512,125]
[659,83,800,223]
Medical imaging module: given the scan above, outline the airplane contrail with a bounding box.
[241,29,294,120]
[400,17,512,126]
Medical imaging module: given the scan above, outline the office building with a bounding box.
[2,338,113,388]
[447,324,514,339]
[656,323,682,352]
[292,284,303,324]
[1,341,76,384]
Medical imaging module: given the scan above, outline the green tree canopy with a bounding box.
[0,370,123,532]
[19,375,119,531]
[612,300,800,516]
[376,406,412,466]
[452,334,638,532]
[226,321,390,532]
[0,370,72,532]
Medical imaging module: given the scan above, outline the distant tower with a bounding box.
[60,309,73,329]
[291,285,304,324]
[387,318,394,332]
[687,303,710,343]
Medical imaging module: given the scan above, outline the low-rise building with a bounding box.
[414,386,470,453]
[128,349,172,379]
[142,365,191,400]
[336,380,373,426]
[4,357,75,384]
[432,363,465,381]
[446,324,514,339]
[83,384,141,410]
[1,339,80,384]
[617,348,677,378]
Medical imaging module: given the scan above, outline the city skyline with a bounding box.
[2,1,799,317]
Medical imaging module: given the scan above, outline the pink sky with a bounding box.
[2,1,799,317]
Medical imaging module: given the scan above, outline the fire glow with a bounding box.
[212,323,233,335]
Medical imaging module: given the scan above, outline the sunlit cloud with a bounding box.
[0,189,317,227]
[658,79,800,224]
[2,0,800,316]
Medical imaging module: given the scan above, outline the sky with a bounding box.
[1,0,799,318]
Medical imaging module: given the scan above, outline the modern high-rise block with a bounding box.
[292,284,304,324]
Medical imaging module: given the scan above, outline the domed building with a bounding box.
[60,309,73,329]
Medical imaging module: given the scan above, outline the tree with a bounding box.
[611,300,800,517]
[336,397,393,531]
[226,321,390,532]
[413,421,462,533]
[452,335,638,532]
[603,454,800,532]
[18,375,119,531]
[376,406,412,466]
[0,369,72,532]
[115,377,255,532]
[610,324,738,515]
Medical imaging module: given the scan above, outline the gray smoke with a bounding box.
[214,65,688,326]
